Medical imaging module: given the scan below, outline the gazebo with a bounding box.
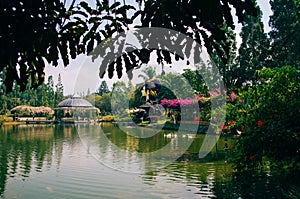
[56,95,100,121]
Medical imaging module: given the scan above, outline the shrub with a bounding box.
[226,66,300,174]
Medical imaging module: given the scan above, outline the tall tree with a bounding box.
[235,4,270,87]
[269,0,300,67]
[98,93,112,115]
[6,83,22,109]
[98,81,110,96]
[208,31,238,90]
[55,74,64,106]
[36,83,48,106]
[46,76,55,108]
[111,81,130,113]
[26,88,37,107]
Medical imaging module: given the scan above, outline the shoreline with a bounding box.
[2,121,26,125]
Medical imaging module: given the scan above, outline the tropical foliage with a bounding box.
[0,0,257,91]
[225,66,300,174]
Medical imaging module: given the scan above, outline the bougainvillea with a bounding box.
[161,98,195,108]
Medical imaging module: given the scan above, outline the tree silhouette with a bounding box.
[1,0,257,91]
[269,0,300,67]
[234,4,270,87]
[98,81,110,96]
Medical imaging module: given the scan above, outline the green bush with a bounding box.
[226,66,300,175]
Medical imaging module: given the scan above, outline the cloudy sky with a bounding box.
[45,0,273,95]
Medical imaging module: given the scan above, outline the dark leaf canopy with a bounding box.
[0,0,257,91]
[137,0,257,62]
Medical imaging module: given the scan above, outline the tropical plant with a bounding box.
[0,0,257,91]
[138,66,156,81]
[226,66,300,175]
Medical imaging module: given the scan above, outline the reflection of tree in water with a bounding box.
[142,161,300,198]
[100,123,170,153]
[214,171,300,198]
[141,162,229,197]
[0,125,78,197]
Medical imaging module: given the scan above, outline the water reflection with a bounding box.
[0,124,299,199]
[0,125,79,196]
[77,122,224,173]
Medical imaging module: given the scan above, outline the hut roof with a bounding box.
[11,105,54,115]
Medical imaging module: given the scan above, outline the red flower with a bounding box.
[241,125,246,132]
[193,117,202,121]
[230,91,237,101]
[257,120,263,127]
[249,155,255,160]
[221,124,227,130]
[229,121,236,126]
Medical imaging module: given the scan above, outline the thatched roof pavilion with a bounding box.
[11,105,54,116]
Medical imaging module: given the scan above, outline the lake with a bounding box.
[0,123,299,199]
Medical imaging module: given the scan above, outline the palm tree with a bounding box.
[138,66,156,81]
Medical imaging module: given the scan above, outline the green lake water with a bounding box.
[0,123,299,199]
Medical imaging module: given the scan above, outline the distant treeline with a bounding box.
[0,74,64,114]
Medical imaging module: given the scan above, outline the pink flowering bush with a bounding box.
[160,88,225,122]
[161,98,195,108]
